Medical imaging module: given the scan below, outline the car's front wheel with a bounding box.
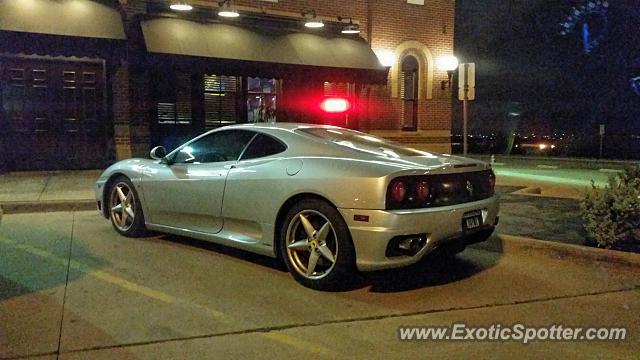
[108,176,148,237]
[280,199,356,291]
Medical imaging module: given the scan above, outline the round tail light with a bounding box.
[390,180,407,203]
[416,180,430,202]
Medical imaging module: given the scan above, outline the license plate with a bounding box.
[462,210,483,231]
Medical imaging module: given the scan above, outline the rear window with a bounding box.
[296,128,431,157]
[241,134,287,160]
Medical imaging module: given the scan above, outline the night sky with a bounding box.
[454,0,640,136]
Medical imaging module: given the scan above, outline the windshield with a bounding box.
[296,127,434,158]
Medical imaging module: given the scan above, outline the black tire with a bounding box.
[107,176,148,237]
[279,199,356,290]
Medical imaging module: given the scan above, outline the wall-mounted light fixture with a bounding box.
[302,10,324,28]
[218,0,239,18]
[337,17,360,34]
[437,55,459,90]
[374,49,395,67]
[169,1,193,11]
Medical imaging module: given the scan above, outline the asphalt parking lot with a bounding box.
[1,211,639,359]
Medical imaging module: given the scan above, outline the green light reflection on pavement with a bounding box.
[494,168,610,187]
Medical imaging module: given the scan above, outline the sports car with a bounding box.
[95,123,499,290]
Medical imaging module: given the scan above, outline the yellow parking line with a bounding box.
[0,236,225,318]
[90,270,176,304]
[1,236,335,356]
[262,332,336,358]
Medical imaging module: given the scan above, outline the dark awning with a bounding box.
[140,17,388,84]
[0,0,126,58]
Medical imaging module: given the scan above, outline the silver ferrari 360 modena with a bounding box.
[95,123,499,290]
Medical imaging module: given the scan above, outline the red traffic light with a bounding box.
[320,97,350,113]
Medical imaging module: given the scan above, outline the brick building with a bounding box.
[0,0,455,171]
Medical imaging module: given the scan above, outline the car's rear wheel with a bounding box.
[280,199,356,290]
[108,176,148,237]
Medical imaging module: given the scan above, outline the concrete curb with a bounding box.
[0,200,96,214]
[508,186,583,200]
[473,234,640,270]
[471,154,639,171]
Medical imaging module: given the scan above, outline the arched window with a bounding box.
[400,55,419,130]
[390,41,435,102]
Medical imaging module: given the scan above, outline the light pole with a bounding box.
[437,55,460,152]
[438,55,460,90]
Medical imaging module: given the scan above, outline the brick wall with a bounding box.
[112,0,152,158]
[113,0,455,160]
[368,0,454,135]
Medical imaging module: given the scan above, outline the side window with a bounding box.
[240,134,286,160]
[173,130,256,164]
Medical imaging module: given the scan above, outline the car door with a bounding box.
[221,133,289,239]
[142,129,257,234]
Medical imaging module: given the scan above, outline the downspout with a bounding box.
[366,0,373,44]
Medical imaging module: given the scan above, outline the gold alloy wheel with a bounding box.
[285,210,338,280]
[110,182,136,232]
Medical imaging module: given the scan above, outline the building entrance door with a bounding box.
[0,56,108,170]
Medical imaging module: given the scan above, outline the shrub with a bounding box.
[581,165,640,250]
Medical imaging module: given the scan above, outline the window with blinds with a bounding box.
[157,72,191,125]
[400,55,419,101]
[401,71,417,100]
[204,75,239,129]
[323,82,351,97]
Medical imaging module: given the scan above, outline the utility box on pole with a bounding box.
[458,63,476,155]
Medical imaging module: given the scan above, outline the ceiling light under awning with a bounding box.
[218,0,239,18]
[305,19,324,28]
[170,2,193,11]
[342,23,360,34]
[340,18,361,34]
[303,10,324,29]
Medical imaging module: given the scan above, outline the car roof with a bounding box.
[221,122,344,132]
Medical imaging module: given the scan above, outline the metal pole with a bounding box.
[462,63,470,156]
[463,99,468,155]
[599,134,604,158]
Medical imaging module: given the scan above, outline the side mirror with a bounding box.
[150,146,167,160]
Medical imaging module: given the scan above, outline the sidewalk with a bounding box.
[0,167,637,289]
[0,165,591,212]
[0,170,100,213]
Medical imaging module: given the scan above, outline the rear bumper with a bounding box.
[338,196,499,271]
